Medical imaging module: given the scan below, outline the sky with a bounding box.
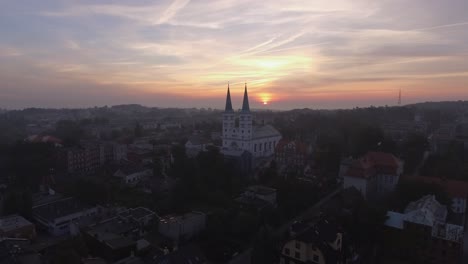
[1,0,468,110]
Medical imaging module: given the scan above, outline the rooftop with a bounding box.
[252,125,281,139]
[32,197,95,223]
[118,207,157,221]
[0,215,34,233]
[404,195,447,226]
[346,151,400,179]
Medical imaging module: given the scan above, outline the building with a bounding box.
[384,195,464,264]
[275,139,310,172]
[404,176,468,214]
[32,197,99,236]
[343,151,403,200]
[0,238,41,264]
[221,84,282,158]
[185,135,212,158]
[242,185,277,206]
[118,207,158,226]
[113,167,152,187]
[158,211,206,243]
[0,215,36,240]
[280,219,343,264]
[83,217,139,262]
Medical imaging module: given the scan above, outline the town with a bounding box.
[0,90,467,264]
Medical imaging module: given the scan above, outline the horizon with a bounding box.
[1,1,468,109]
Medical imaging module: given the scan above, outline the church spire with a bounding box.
[225,82,233,112]
[242,82,250,112]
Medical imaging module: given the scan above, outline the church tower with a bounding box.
[239,83,252,151]
[222,83,235,149]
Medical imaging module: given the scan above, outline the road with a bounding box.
[228,186,343,264]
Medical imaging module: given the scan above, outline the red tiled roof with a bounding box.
[275,139,308,155]
[346,151,399,179]
[404,175,468,199]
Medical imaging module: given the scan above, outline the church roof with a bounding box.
[252,125,281,139]
[241,83,250,112]
[225,84,233,112]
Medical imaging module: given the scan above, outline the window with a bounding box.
[294,252,300,259]
[284,248,290,255]
[295,242,300,249]
[313,254,319,263]
[254,144,257,152]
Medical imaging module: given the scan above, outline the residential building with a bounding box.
[118,207,158,226]
[221,84,282,158]
[404,176,468,214]
[275,139,310,171]
[280,219,343,264]
[83,217,138,262]
[113,167,152,187]
[0,238,41,264]
[343,151,403,200]
[185,135,211,158]
[242,185,277,206]
[32,197,98,236]
[158,211,206,242]
[0,215,36,240]
[384,195,464,264]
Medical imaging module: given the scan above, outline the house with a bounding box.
[113,167,152,187]
[404,176,468,214]
[242,185,277,206]
[153,244,207,264]
[83,217,139,262]
[384,195,464,264]
[275,139,310,172]
[32,197,99,236]
[280,219,343,264]
[118,207,158,226]
[0,238,41,264]
[0,215,36,240]
[343,151,403,200]
[158,212,206,243]
[185,135,211,158]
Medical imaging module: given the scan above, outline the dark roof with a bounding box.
[346,151,400,179]
[32,197,94,222]
[404,175,468,198]
[295,219,339,245]
[155,245,207,264]
[119,207,157,221]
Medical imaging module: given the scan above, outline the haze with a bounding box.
[1,0,468,109]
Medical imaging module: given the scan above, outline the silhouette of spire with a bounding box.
[225,82,233,112]
[398,89,402,105]
[242,82,250,112]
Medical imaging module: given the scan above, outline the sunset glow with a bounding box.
[1,0,468,109]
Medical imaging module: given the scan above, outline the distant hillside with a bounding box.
[406,101,468,110]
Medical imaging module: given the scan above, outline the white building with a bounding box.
[221,84,281,158]
[113,167,152,187]
[158,211,206,242]
[185,135,211,158]
[32,197,98,236]
[343,151,403,200]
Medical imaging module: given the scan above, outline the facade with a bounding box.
[158,211,206,243]
[280,219,343,264]
[185,135,211,158]
[118,207,158,226]
[343,151,403,200]
[0,215,36,240]
[384,195,464,264]
[275,139,310,171]
[32,197,98,236]
[113,167,152,186]
[221,84,282,158]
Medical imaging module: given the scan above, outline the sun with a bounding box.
[263,101,268,105]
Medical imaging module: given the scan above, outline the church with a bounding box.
[221,83,282,158]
